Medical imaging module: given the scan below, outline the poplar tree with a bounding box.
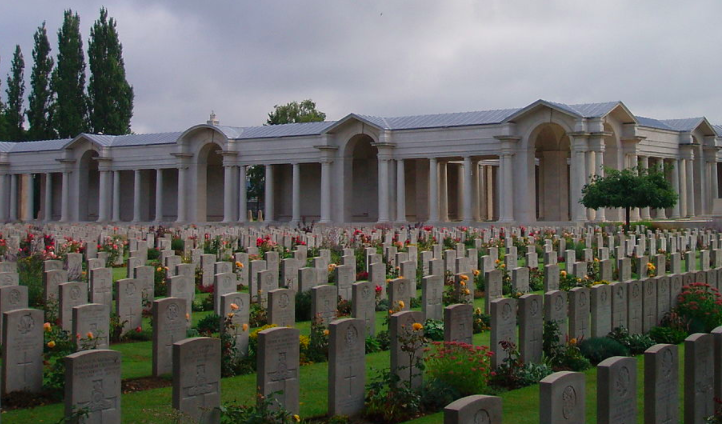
[51,10,87,138]
[27,22,55,141]
[88,7,133,135]
[0,54,5,140]
[4,45,26,141]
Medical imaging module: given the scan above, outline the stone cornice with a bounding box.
[493,135,521,142]
[55,158,76,164]
[313,145,339,151]
[171,153,193,158]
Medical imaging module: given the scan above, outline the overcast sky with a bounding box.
[0,0,720,134]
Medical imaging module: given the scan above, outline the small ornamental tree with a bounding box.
[581,165,677,231]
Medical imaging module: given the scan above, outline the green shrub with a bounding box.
[196,313,221,336]
[171,238,184,255]
[490,340,552,389]
[365,336,382,353]
[295,290,312,321]
[423,319,444,341]
[542,321,591,372]
[578,337,629,365]
[676,283,722,333]
[607,327,656,355]
[649,326,688,345]
[376,298,390,312]
[220,392,300,424]
[426,342,493,397]
[147,247,160,261]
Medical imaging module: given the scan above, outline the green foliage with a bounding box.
[26,22,55,141]
[305,315,329,363]
[43,322,76,397]
[5,45,26,141]
[676,283,722,333]
[18,254,44,307]
[87,7,134,135]
[365,335,382,353]
[249,302,268,328]
[473,308,490,334]
[578,337,629,365]
[170,237,184,254]
[196,313,221,336]
[491,340,552,390]
[542,320,591,371]
[607,327,656,355]
[295,289,312,321]
[649,325,688,345]
[219,392,301,424]
[422,319,444,341]
[581,165,678,229]
[51,9,88,138]
[425,341,493,396]
[266,99,326,125]
[147,247,160,261]
[364,368,424,423]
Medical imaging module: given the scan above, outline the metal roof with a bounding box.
[635,116,676,131]
[657,118,705,132]
[232,121,336,139]
[355,108,520,130]
[9,138,73,153]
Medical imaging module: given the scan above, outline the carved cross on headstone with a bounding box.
[344,365,356,397]
[18,350,34,390]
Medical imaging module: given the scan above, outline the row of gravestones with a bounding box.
[446,331,721,424]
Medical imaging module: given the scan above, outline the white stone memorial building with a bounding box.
[0,99,719,225]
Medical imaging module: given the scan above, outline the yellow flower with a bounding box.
[569,338,577,345]
[156,267,162,272]
[459,281,466,287]
[495,259,500,264]
[460,274,469,281]
[43,322,52,332]
[398,300,405,309]
[475,308,482,315]
[412,322,423,331]
[86,332,94,340]
[560,270,567,277]
[230,303,239,311]
[500,264,506,268]
[47,340,56,348]
[293,414,301,422]
[227,313,235,319]
[323,329,330,336]
[235,261,242,268]
[473,269,480,276]
[242,323,249,332]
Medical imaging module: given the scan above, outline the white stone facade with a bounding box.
[0,100,719,225]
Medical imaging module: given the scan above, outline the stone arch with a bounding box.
[342,134,378,222]
[78,149,100,221]
[194,142,225,222]
[530,122,571,221]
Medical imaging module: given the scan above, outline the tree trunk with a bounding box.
[625,206,631,233]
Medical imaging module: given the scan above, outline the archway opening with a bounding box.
[533,123,570,221]
[78,150,100,221]
[346,134,378,222]
[196,142,224,222]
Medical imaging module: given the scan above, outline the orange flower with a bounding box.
[47,341,56,348]
[43,322,52,332]
[412,322,423,331]
[242,323,249,332]
[185,313,190,320]
[230,303,239,311]
[323,329,330,336]
[86,332,94,340]
[473,269,480,276]
[398,300,405,309]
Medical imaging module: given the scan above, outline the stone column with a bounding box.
[264,164,274,223]
[238,165,247,222]
[291,163,301,225]
[686,157,695,217]
[155,168,164,222]
[655,158,667,219]
[499,152,515,222]
[223,165,234,223]
[44,173,52,222]
[712,160,719,207]
[586,149,596,221]
[592,142,605,222]
[97,170,109,223]
[472,160,480,221]
[396,158,406,223]
[677,158,687,218]
[320,161,332,224]
[639,156,651,220]
[462,156,473,224]
[628,154,640,221]
[23,174,35,221]
[389,159,397,222]
[478,164,486,220]
[0,174,6,222]
[570,137,588,222]
[60,171,70,222]
[439,161,448,222]
[112,170,121,222]
[133,170,142,222]
[429,158,439,223]
[176,166,187,223]
[9,174,17,221]
[377,158,390,223]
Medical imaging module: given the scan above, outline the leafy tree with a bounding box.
[0,54,5,139]
[51,10,88,138]
[4,45,25,141]
[27,22,55,141]
[266,99,326,125]
[581,165,678,230]
[249,100,327,215]
[87,7,134,135]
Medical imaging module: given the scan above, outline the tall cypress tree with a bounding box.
[51,10,87,138]
[4,45,26,141]
[88,7,133,135]
[0,54,6,140]
[27,22,55,141]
